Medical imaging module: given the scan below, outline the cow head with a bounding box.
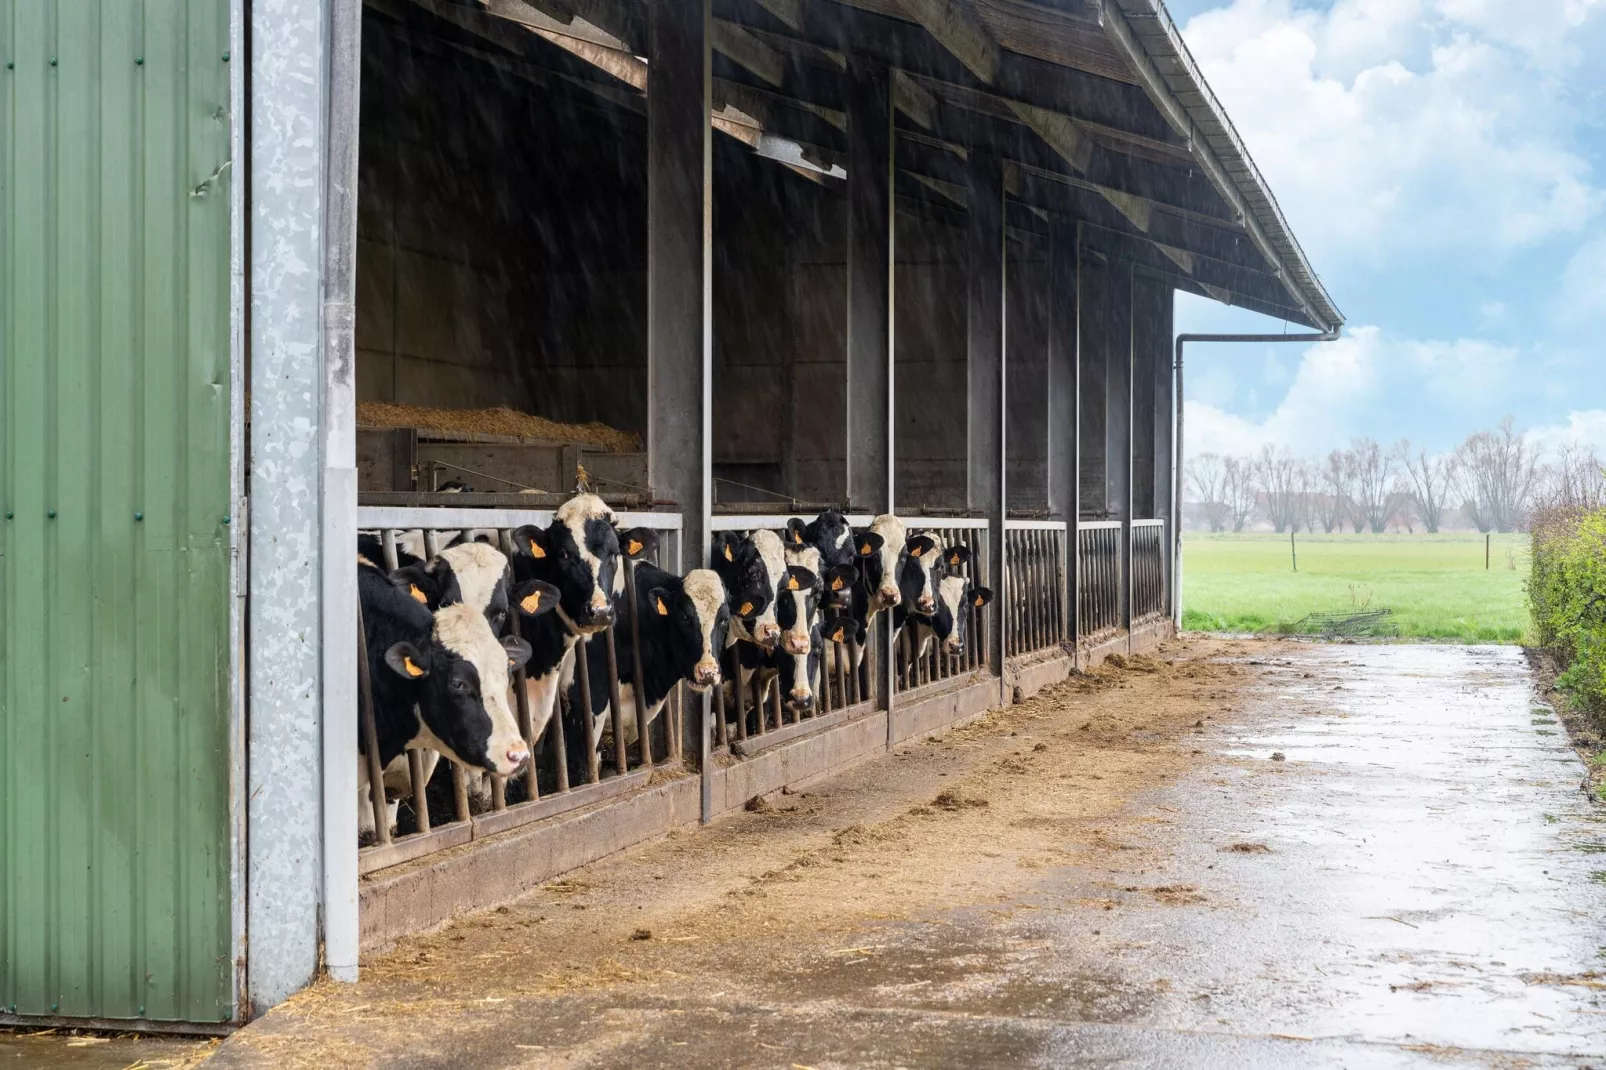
[928,576,994,659]
[774,555,823,657]
[854,516,903,610]
[800,510,857,570]
[710,530,785,649]
[512,494,655,633]
[902,533,943,615]
[393,541,515,633]
[779,619,826,715]
[648,569,729,691]
[382,603,535,776]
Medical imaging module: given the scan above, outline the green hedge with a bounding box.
[1530,507,1606,714]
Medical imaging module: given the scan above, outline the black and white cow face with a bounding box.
[902,534,943,615]
[393,541,520,633]
[709,531,781,648]
[382,603,534,776]
[929,577,994,659]
[648,569,729,691]
[856,515,907,611]
[778,618,825,715]
[512,494,654,633]
[773,558,822,657]
[799,510,857,570]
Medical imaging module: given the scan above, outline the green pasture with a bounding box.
[1180,532,1531,643]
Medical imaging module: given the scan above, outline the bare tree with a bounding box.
[1255,445,1302,534]
[1533,444,1606,511]
[1292,461,1320,532]
[1399,442,1456,534]
[1349,438,1395,533]
[1222,456,1258,533]
[1317,450,1349,533]
[1187,453,1230,533]
[1455,417,1540,532]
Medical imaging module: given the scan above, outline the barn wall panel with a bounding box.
[0,0,233,1023]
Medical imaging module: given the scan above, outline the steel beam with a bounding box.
[647,0,713,574]
[965,153,1007,685]
[1046,219,1078,640]
[845,59,894,515]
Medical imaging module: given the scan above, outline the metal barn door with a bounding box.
[0,1,235,1023]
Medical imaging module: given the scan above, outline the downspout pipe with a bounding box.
[1172,329,1340,630]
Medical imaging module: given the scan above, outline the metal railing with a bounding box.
[1132,519,1167,622]
[708,515,880,747]
[355,507,683,876]
[1004,521,1068,657]
[893,518,992,695]
[1077,521,1124,638]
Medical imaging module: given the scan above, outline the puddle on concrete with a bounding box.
[0,1032,209,1069]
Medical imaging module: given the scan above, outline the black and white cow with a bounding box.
[569,566,730,760]
[710,529,788,650]
[357,554,543,834]
[508,493,658,745]
[896,574,994,662]
[392,540,556,637]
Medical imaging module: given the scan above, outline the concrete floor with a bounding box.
[199,640,1606,1069]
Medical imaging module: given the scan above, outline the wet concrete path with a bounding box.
[209,642,1606,1069]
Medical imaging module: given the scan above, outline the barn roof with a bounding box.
[367,0,1343,332]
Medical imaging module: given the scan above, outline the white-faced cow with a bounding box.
[710,529,789,650]
[569,566,731,764]
[896,574,994,663]
[357,554,547,835]
[508,494,658,746]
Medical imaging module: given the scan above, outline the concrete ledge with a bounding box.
[1005,652,1075,702]
[708,709,890,817]
[1130,616,1174,651]
[359,773,700,953]
[888,675,1003,746]
[1079,630,1130,669]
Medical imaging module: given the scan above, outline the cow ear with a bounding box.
[384,642,430,680]
[784,565,818,592]
[501,635,533,670]
[971,586,995,609]
[513,579,561,618]
[906,535,937,560]
[946,545,973,568]
[854,531,884,558]
[825,618,851,645]
[618,527,658,562]
[709,532,736,565]
[825,565,858,593]
[512,524,547,560]
[648,588,673,616]
[739,589,771,618]
[392,565,438,608]
[785,518,808,547]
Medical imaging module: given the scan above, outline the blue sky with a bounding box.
[1165,0,1606,459]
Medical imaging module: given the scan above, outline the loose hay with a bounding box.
[357,401,641,453]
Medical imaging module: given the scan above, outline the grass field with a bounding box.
[1180,532,1531,643]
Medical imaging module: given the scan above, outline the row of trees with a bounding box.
[1187,419,1606,534]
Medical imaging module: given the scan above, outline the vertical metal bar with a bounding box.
[407,749,430,834]
[422,528,440,561]
[967,153,1008,687]
[714,668,729,749]
[357,606,390,846]
[491,773,507,812]
[623,559,653,769]
[699,691,714,825]
[605,627,628,777]
[451,763,470,824]
[732,646,748,740]
[381,529,400,572]
[575,637,600,785]
[771,682,783,730]
[846,59,895,515]
[671,684,685,762]
[501,533,539,802]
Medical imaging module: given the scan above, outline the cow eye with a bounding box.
[449,677,470,693]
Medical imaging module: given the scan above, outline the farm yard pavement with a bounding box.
[207,639,1606,1070]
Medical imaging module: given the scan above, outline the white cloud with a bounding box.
[1179,0,1604,264]
[1556,232,1606,323]
[1185,326,1525,457]
[1526,409,1606,455]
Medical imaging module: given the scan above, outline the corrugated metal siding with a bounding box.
[1,0,234,1023]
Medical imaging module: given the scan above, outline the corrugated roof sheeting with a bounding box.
[1109,0,1343,330]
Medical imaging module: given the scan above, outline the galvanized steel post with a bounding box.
[966,154,1007,691]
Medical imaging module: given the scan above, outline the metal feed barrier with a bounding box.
[893,518,991,695]
[355,507,683,876]
[707,515,882,748]
[1078,521,1124,638]
[1004,521,1068,658]
[1132,520,1167,622]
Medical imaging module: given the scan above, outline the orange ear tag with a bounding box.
[859,542,872,555]
[627,539,643,556]
[403,657,425,678]
[520,592,543,614]
[529,542,547,559]
[723,544,734,562]
[831,577,844,591]
[739,601,755,616]
[656,597,670,616]
[910,546,923,558]
[409,584,428,604]
[787,576,800,591]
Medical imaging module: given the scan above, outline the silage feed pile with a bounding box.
[357,401,641,453]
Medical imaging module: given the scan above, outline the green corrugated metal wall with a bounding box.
[0,1,234,1023]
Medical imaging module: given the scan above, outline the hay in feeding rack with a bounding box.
[357,401,641,453]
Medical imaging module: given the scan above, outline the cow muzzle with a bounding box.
[783,631,811,656]
[918,595,936,614]
[582,598,614,628]
[496,743,531,777]
[878,584,901,606]
[755,621,781,649]
[690,660,721,690]
[943,638,964,658]
[787,689,815,713]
